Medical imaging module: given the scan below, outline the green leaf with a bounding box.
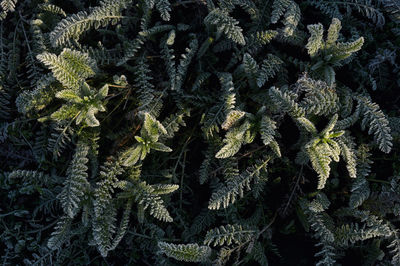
[296,117,317,134]
[215,138,242,159]
[216,121,251,158]
[48,216,72,250]
[37,49,97,89]
[260,115,277,146]
[158,242,211,262]
[321,114,339,137]
[151,184,179,195]
[122,145,143,167]
[327,131,344,139]
[58,141,89,218]
[307,143,332,190]
[306,23,324,57]
[135,136,145,143]
[55,89,82,103]
[98,84,109,98]
[204,224,255,246]
[142,112,167,140]
[49,0,132,47]
[326,18,341,48]
[204,8,246,45]
[51,105,80,121]
[150,142,172,152]
[84,106,100,127]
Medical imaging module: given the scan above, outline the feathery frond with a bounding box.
[158,242,211,262]
[49,0,133,47]
[204,8,246,45]
[58,141,89,218]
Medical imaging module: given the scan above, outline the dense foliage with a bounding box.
[0,0,399,265]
